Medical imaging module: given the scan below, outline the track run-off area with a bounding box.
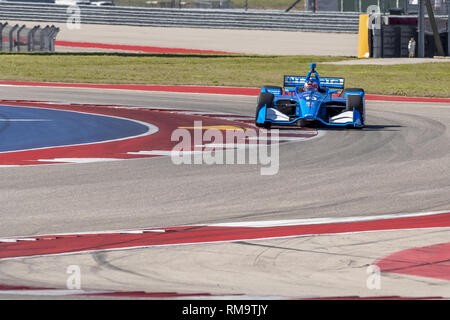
[0,83,449,299]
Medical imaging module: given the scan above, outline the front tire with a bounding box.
[255,92,274,129]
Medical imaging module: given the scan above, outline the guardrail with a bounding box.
[0,22,59,51]
[0,2,360,33]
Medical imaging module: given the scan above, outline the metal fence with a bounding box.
[0,22,59,51]
[0,1,361,32]
[369,2,450,58]
[330,0,449,14]
[371,21,449,57]
[85,0,449,13]
[402,0,449,15]
[114,0,233,8]
[71,0,306,10]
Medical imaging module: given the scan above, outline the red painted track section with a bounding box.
[1,81,449,103]
[55,40,236,55]
[1,212,449,260]
[0,101,255,165]
[375,242,450,281]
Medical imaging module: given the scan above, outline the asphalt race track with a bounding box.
[0,86,449,299]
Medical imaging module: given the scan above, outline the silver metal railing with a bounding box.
[0,2,361,33]
[0,21,59,51]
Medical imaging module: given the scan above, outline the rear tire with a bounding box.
[255,92,274,129]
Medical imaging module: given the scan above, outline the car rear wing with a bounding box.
[284,76,345,89]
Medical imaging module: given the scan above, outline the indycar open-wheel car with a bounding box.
[255,63,365,129]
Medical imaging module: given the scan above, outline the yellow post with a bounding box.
[358,14,370,58]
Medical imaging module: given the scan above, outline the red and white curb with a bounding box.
[1,210,448,261]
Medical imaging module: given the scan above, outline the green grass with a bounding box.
[0,53,449,98]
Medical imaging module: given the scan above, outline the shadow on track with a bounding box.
[361,124,403,131]
[272,124,403,132]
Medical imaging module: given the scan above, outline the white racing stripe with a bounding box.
[127,150,204,156]
[220,117,254,121]
[0,238,36,243]
[0,229,167,243]
[201,143,262,148]
[119,229,165,234]
[330,111,354,124]
[207,210,450,228]
[0,119,52,122]
[270,137,311,141]
[169,111,229,115]
[36,158,121,163]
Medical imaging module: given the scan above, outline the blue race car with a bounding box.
[255,63,365,129]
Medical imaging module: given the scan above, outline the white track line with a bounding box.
[127,150,204,156]
[0,119,52,122]
[208,210,450,228]
[36,158,121,163]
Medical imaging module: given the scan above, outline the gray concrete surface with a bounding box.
[3,20,359,56]
[0,88,449,298]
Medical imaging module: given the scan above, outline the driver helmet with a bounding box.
[304,80,318,92]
